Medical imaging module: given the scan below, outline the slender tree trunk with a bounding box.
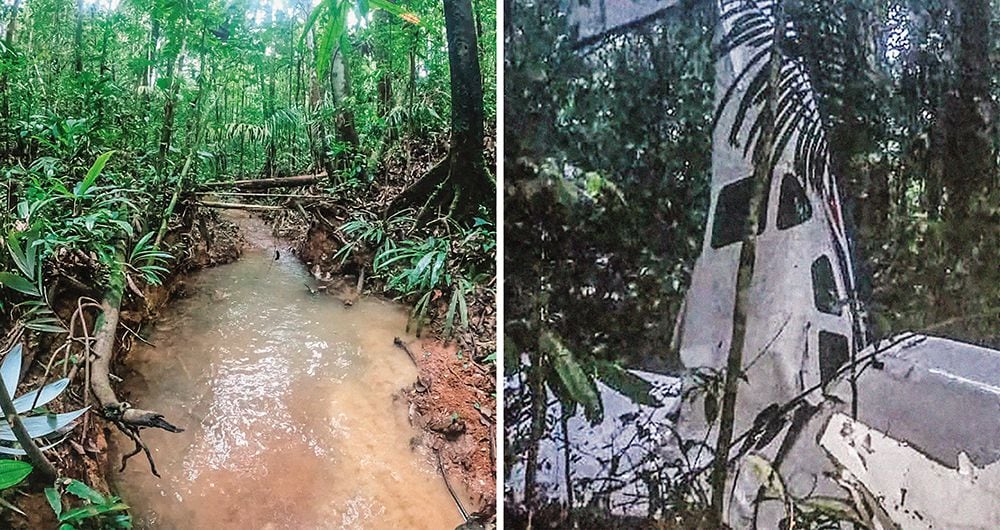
[74,0,84,73]
[407,27,417,135]
[937,0,994,318]
[523,356,546,511]
[4,0,21,47]
[0,0,23,126]
[157,38,186,172]
[709,1,785,523]
[560,412,574,519]
[388,0,493,223]
[328,46,362,182]
[442,0,486,177]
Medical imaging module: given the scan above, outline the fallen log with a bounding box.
[197,201,284,211]
[91,248,182,477]
[198,174,324,190]
[195,191,330,199]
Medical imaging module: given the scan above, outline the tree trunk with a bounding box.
[522,356,546,510]
[3,0,21,48]
[329,46,362,182]
[0,0,23,124]
[199,174,323,190]
[407,26,417,135]
[938,0,995,317]
[74,0,84,73]
[388,0,493,224]
[91,250,182,441]
[156,40,185,172]
[709,1,785,523]
[943,0,994,222]
[141,15,161,114]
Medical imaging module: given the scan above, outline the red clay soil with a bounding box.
[296,214,498,518]
[402,337,497,515]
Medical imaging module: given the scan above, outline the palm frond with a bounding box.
[716,0,836,191]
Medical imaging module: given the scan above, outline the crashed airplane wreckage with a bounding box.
[508,0,1000,528]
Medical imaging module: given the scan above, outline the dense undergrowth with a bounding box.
[505,0,1000,527]
[0,0,495,526]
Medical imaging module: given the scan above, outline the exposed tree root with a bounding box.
[90,249,182,477]
[387,152,492,225]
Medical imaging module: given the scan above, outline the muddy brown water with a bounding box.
[111,247,464,529]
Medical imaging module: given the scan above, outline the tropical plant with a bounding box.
[372,216,495,337]
[715,0,831,190]
[126,232,174,286]
[331,210,413,265]
[0,228,66,334]
[534,330,663,424]
[0,345,88,455]
[302,0,421,77]
[0,459,34,515]
[0,460,32,490]
[374,235,449,333]
[745,454,877,529]
[45,478,132,530]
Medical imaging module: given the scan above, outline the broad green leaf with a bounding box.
[129,232,155,261]
[316,10,348,79]
[0,407,89,441]
[6,233,33,279]
[65,479,107,504]
[594,361,662,407]
[76,151,115,197]
[430,251,447,288]
[370,0,420,23]
[300,0,333,46]
[539,331,602,423]
[23,231,39,277]
[44,487,62,518]
[0,272,40,297]
[60,502,129,523]
[0,460,32,489]
[410,251,436,282]
[0,437,67,456]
